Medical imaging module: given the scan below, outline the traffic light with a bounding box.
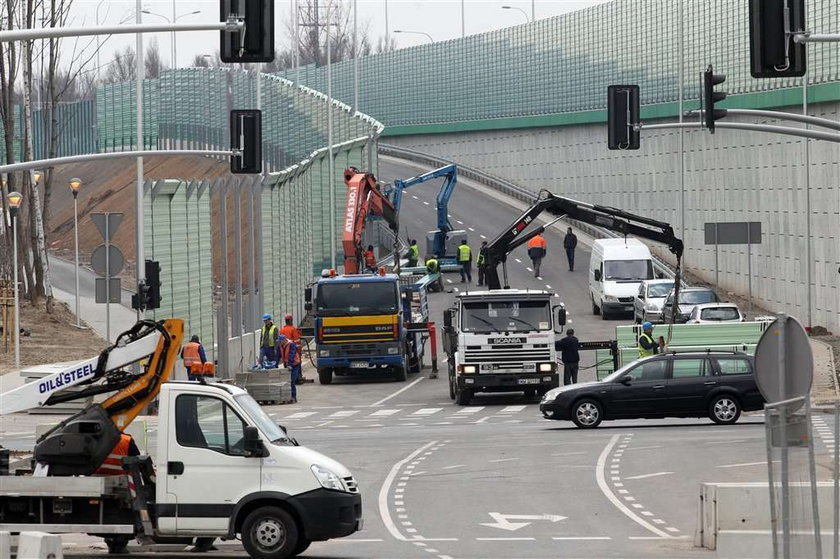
[230,110,262,174]
[748,0,806,78]
[145,260,162,310]
[702,66,727,134]
[220,0,274,63]
[607,85,640,150]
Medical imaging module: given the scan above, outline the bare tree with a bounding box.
[190,52,222,69]
[144,37,166,79]
[0,0,21,285]
[292,1,371,68]
[104,46,136,83]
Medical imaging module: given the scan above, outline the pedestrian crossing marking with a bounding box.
[454,407,483,414]
[370,409,400,417]
[282,412,317,419]
[412,408,443,416]
[500,405,526,414]
[328,410,359,418]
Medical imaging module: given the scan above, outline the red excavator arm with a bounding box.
[342,167,399,274]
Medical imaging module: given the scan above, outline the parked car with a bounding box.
[687,302,745,324]
[661,287,720,323]
[633,279,676,324]
[539,352,764,428]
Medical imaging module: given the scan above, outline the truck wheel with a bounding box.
[292,538,311,556]
[393,363,408,382]
[318,368,333,385]
[104,536,130,554]
[449,377,456,400]
[455,385,473,406]
[241,506,298,559]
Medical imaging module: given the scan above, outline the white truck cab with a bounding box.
[589,238,654,320]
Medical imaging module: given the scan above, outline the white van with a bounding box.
[589,238,654,319]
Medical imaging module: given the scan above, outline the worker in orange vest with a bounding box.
[363,245,377,273]
[181,335,207,381]
[279,335,301,403]
[527,233,548,278]
[94,433,140,475]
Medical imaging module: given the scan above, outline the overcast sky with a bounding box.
[66,0,610,69]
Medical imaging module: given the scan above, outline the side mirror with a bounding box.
[243,426,267,457]
[443,309,454,328]
[304,287,312,303]
[618,376,631,386]
[556,307,566,327]
[638,293,645,300]
[594,269,602,282]
[656,271,665,279]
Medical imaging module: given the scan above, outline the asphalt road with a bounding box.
[6,157,832,558]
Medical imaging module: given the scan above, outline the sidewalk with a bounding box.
[811,339,838,406]
[52,286,136,343]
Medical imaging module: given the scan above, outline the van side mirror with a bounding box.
[443,309,454,328]
[557,307,566,327]
[594,269,602,282]
[243,426,267,457]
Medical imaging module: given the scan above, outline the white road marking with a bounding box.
[545,284,552,289]
[446,278,453,284]
[412,407,443,416]
[596,434,673,539]
[455,406,483,414]
[552,537,611,540]
[454,288,460,292]
[328,410,359,418]
[456,220,463,225]
[624,445,663,451]
[716,461,774,469]
[314,421,333,428]
[318,538,385,543]
[370,409,401,417]
[442,464,465,470]
[468,227,475,232]
[624,472,674,480]
[703,439,750,445]
[371,377,425,407]
[476,537,535,541]
[551,451,587,457]
[474,416,490,424]
[515,258,522,263]
[411,195,418,199]
[526,267,533,272]
[480,234,487,239]
[423,201,430,206]
[499,405,526,414]
[489,457,520,463]
[378,440,438,541]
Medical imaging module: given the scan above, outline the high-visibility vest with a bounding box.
[458,244,471,262]
[638,333,656,358]
[426,258,439,273]
[364,250,376,267]
[409,245,419,260]
[261,324,278,348]
[477,249,487,266]
[182,342,202,368]
[281,341,301,367]
[95,434,131,475]
[528,235,547,249]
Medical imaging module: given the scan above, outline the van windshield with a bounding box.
[604,260,653,281]
[235,394,292,445]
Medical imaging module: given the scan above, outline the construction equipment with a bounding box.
[342,167,398,275]
[387,164,467,266]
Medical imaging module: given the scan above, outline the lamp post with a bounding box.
[393,30,435,44]
[140,9,201,68]
[68,178,83,328]
[502,5,530,22]
[7,190,23,370]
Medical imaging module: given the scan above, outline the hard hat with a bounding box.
[284,314,293,321]
[262,313,272,321]
[642,321,653,330]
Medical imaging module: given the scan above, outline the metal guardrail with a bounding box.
[379,143,685,285]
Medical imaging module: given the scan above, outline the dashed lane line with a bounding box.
[379,441,438,541]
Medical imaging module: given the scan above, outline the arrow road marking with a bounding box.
[480,512,566,531]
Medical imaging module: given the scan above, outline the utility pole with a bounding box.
[135,0,145,313]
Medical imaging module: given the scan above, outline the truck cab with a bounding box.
[443,289,562,405]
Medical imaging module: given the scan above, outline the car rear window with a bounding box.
[700,307,740,321]
[716,358,752,376]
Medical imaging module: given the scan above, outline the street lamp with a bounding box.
[502,5,530,22]
[31,170,42,184]
[68,178,83,328]
[141,9,201,68]
[7,190,23,370]
[393,30,435,44]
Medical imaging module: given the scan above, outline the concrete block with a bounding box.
[17,532,62,559]
[0,532,10,559]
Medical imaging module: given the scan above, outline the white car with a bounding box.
[686,302,745,323]
[633,279,675,324]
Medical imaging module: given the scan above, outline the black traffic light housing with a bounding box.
[703,66,728,134]
[230,109,262,174]
[145,260,162,310]
[607,85,640,150]
[220,0,274,63]
[748,0,806,78]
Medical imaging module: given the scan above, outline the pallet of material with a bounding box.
[235,369,294,405]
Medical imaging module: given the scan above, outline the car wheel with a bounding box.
[709,394,741,425]
[571,398,603,428]
[317,368,333,385]
[241,506,298,559]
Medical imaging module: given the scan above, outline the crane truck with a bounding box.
[0,319,362,558]
[443,189,684,405]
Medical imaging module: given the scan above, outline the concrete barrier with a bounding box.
[695,482,837,558]
[17,531,62,559]
[0,531,11,559]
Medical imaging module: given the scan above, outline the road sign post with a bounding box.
[91,213,124,342]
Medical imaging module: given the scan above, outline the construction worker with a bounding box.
[94,433,140,475]
[425,254,442,292]
[638,322,660,358]
[280,314,301,348]
[364,245,377,273]
[279,334,301,403]
[527,233,548,278]
[564,227,578,271]
[458,240,472,283]
[477,241,489,286]
[260,314,279,368]
[405,239,420,268]
[181,335,207,381]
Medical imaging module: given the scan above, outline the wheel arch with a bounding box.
[704,387,741,409]
[227,492,302,539]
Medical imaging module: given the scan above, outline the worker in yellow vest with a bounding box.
[638,322,660,358]
[458,240,472,283]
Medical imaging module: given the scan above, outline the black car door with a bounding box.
[713,356,764,410]
[666,357,714,414]
[609,359,669,418]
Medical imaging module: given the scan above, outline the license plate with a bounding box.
[350,362,369,369]
[518,378,540,385]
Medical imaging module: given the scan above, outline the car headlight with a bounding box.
[311,465,347,492]
[319,349,329,357]
[387,346,399,354]
[539,363,553,372]
[604,295,619,302]
[462,365,477,374]
[542,387,561,401]
[645,302,659,311]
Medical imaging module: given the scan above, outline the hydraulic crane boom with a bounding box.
[0,318,183,476]
[342,167,399,274]
[485,190,684,307]
[389,165,458,257]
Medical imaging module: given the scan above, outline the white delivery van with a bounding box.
[589,238,654,320]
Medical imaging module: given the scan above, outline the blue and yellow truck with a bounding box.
[305,271,429,384]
